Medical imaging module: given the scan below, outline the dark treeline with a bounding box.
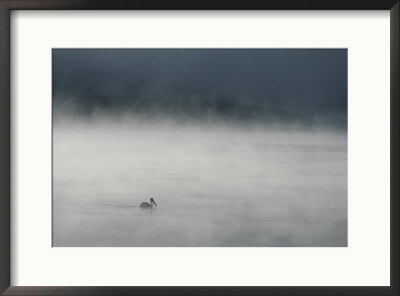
[53,49,347,128]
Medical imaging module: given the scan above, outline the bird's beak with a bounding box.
[153,200,157,207]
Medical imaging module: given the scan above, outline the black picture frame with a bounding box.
[0,1,398,295]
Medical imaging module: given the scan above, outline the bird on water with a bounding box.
[140,198,157,209]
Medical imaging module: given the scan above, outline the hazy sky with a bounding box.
[53,49,347,126]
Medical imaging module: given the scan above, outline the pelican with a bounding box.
[140,198,157,209]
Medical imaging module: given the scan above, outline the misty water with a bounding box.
[53,120,347,247]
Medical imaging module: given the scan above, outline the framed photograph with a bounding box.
[0,1,398,295]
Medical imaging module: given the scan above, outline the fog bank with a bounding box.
[53,120,347,247]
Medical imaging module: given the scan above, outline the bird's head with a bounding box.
[150,198,157,207]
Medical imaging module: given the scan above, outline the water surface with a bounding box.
[53,121,347,247]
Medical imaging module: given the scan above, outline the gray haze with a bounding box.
[52,49,347,247]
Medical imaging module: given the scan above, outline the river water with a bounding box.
[53,121,347,247]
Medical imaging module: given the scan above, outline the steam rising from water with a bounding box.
[53,118,347,247]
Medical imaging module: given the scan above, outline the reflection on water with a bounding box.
[53,122,347,247]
